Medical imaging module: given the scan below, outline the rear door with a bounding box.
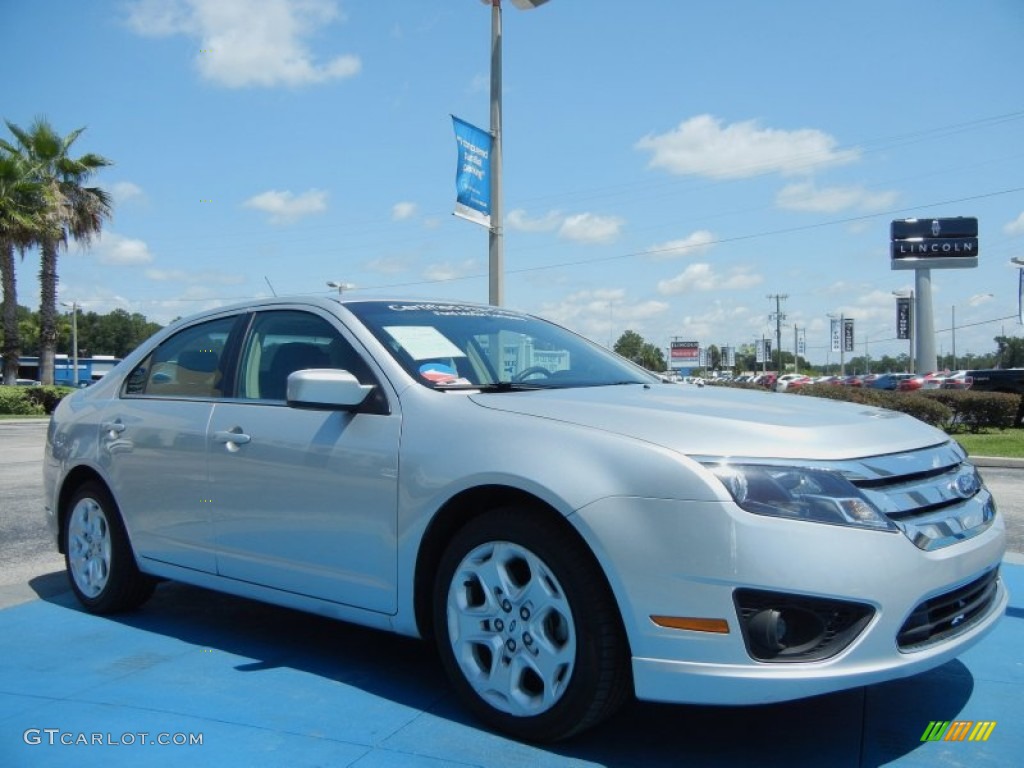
[107,313,243,572]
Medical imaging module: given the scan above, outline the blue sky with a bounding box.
[6,0,1024,365]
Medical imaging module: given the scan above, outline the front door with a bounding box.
[208,309,401,614]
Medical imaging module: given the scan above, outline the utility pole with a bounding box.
[768,294,788,372]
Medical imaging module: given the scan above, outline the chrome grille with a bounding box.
[845,443,997,550]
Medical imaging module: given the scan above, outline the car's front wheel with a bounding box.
[433,507,630,742]
[63,481,155,614]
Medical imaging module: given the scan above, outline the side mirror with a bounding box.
[286,369,374,410]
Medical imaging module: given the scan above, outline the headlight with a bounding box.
[702,463,898,531]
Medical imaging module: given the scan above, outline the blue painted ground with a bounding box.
[1,564,1020,767]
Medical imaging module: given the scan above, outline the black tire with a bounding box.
[62,481,155,614]
[433,506,630,742]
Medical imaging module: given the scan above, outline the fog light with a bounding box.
[748,609,787,653]
[734,589,873,662]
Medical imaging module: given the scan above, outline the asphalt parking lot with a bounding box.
[1,419,1022,767]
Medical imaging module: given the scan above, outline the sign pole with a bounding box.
[914,268,937,374]
[488,0,504,307]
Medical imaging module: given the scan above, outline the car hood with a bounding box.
[468,384,948,461]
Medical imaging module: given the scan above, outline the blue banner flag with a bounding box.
[452,116,492,228]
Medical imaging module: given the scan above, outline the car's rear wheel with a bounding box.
[63,481,155,614]
[433,506,630,742]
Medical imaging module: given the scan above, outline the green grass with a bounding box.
[956,429,1024,459]
[0,413,49,420]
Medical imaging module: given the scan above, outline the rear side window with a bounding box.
[124,317,236,398]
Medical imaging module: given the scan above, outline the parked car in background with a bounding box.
[42,297,1008,741]
[869,373,916,390]
[897,376,924,392]
[897,373,946,391]
[774,374,812,392]
[965,369,1024,396]
[840,375,863,387]
[941,371,973,390]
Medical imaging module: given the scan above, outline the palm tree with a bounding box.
[2,118,111,384]
[0,152,44,385]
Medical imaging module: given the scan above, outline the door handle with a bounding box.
[214,429,251,446]
[101,420,125,437]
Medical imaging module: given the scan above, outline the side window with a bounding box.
[124,316,236,398]
[238,310,377,401]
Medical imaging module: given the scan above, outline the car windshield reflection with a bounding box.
[345,301,653,390]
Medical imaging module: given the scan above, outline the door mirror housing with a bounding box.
[286,369,374,410]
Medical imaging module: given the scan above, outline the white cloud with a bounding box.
[423,259,480,282]
[110,181,145,204]
[657,263,762,296]
[507,208,563,233]
[644,230,716,260]
[672,303,756,343]
[364,255,414,275]
[776,181,898,213]
[506,209,625,243]
[243,188,327,224]
[539,288,669,345]
[636,114,859,179]
[75,231,155,265]
[1004,211,1024,236]
[558,213,624,244]
[126,0,361,88]
[968,293,995,307]
[391,202,418,221]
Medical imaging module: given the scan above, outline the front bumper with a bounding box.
[570,496,1007,705]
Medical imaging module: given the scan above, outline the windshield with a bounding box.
[346,301,656,390]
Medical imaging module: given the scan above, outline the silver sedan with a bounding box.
[44,298,1007,742]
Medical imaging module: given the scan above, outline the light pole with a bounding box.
[60,301,79,387]
[483,0,550,306]
[951,305,955,371]
[326,281,354,297]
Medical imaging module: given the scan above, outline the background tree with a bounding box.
[705,344,721,370]
[2,305,163,371]
[1,118,112,385]
[73,308,162,358]
[0,153,44,384]
[613,329,666,372]
[733,342,756,374]
[995,335,1024,368]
